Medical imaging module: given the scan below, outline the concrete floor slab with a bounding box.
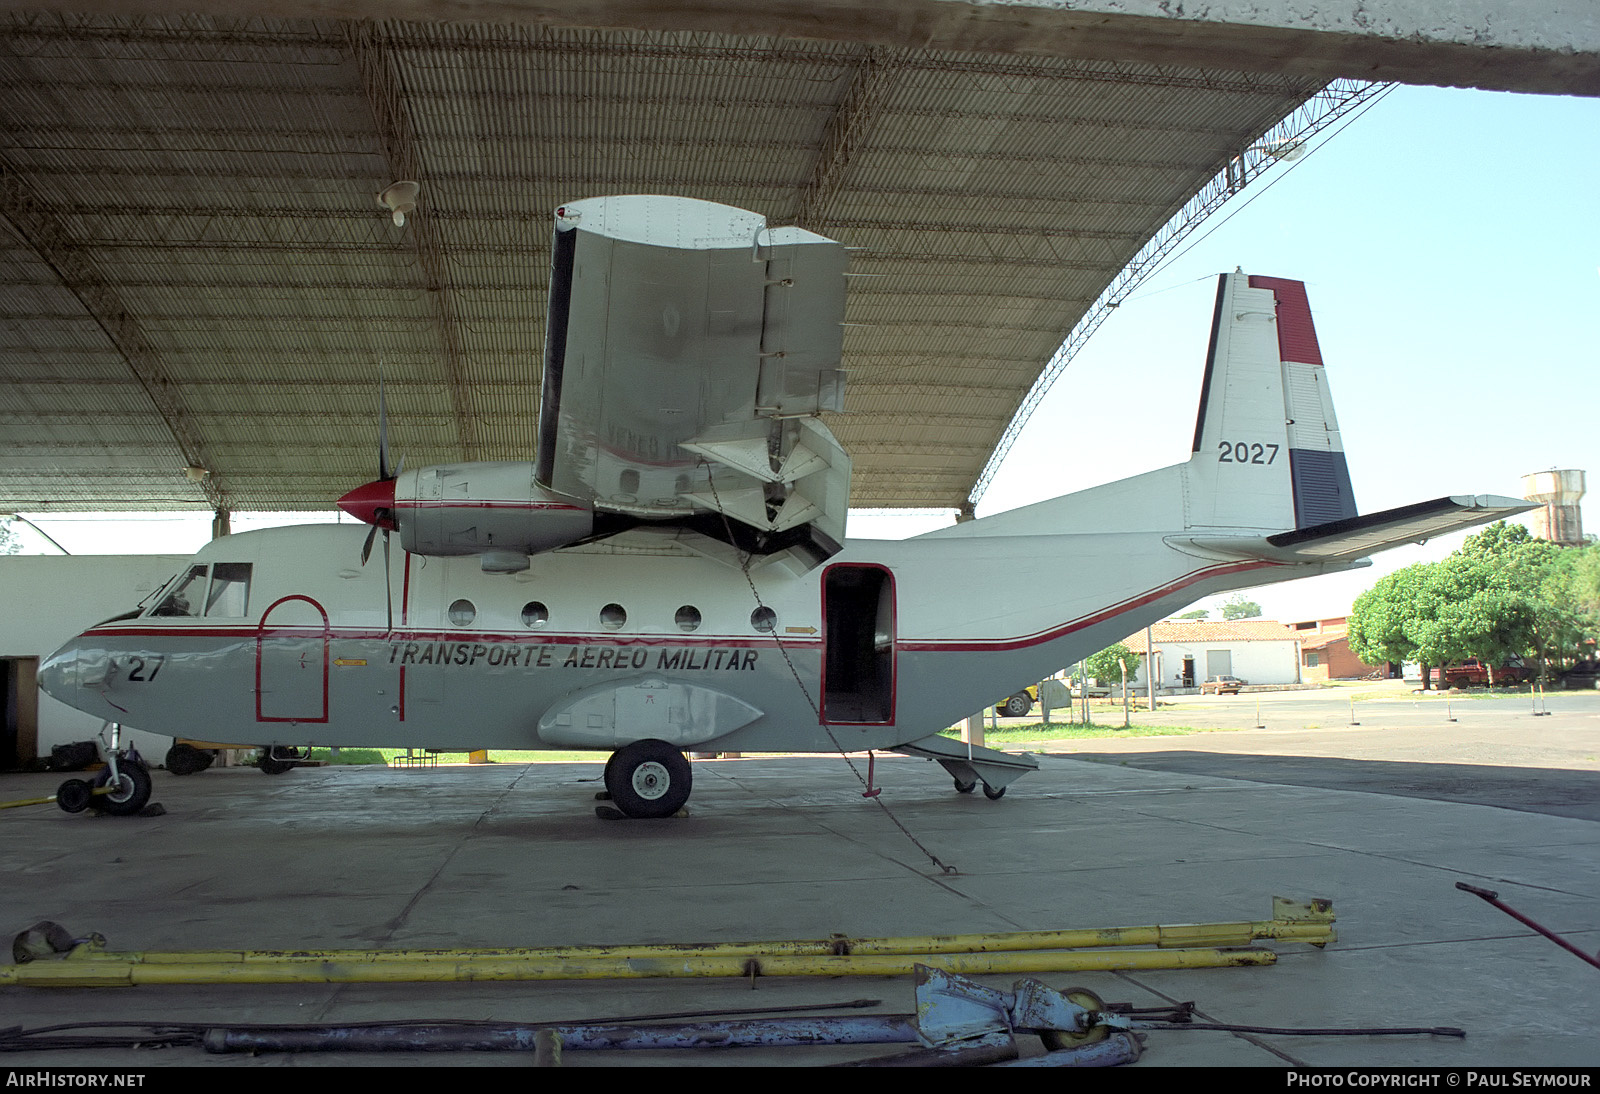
[2,691,1597,1068]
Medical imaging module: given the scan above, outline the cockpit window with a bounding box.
[151,566,206,617]
[147,563,253,619]
[204,562,251,617]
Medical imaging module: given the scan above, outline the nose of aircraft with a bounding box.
[37,639,80,700]
[337,478,397,530]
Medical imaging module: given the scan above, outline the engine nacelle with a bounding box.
[397,461,594,564]
[353,461,593,571]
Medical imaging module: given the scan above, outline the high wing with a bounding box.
[537,196,852,570]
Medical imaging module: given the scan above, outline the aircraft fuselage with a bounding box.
[38,520,1304,756]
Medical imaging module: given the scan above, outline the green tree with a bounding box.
[1349,562,1445,688]
[1539,542,1600,671]
[1429,553,1535,682]
[1084,643,1138,686]
[0,517,19,555]
[1220,595,1262,620]
[1349,522,1596,686]
[1453,521,1574,679]
[1177,609,1208,620]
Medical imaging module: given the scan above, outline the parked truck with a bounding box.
[1431,658,1535,689]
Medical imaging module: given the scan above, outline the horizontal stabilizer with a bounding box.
[1172,495,1538,564]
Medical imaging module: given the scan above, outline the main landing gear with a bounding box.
[597,739,692,819]
[257,746,308,775]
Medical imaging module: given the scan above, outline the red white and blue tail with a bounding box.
[1180,272,1530,559]
[1182,272,1357,533]
[923,271,1530,554]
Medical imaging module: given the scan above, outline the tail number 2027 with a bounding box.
[1218,441,1279,465]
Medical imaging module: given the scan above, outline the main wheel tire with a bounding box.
[165,743,210,776]
[954,777,976,794]
[982,783,1007,800]
[604,739,692,819]
[258,749,293,775]
[89,761,152,817]
[1002,693,1031,717]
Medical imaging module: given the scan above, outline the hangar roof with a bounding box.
[0,13,1351,515]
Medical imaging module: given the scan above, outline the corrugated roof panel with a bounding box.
[0,13,1325,512]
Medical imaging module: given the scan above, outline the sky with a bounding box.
[9,83,1600,624]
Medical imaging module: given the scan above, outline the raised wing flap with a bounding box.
[756,225,851,415]
[537,196,849,568]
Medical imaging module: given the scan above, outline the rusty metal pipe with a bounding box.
[203,1015,921,1054]
[1456,882,1600,972]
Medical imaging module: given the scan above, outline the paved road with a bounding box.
[1006,683,1600,822]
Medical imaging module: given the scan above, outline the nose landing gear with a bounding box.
[55,723,153,816]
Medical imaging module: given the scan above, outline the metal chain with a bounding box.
[700,460,957,875]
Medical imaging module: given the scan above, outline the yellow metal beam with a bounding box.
[1,898,1330,988]
[0,947,1276,988]
[48,904,1334,966]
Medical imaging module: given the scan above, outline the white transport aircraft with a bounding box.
[38,196,1530,819]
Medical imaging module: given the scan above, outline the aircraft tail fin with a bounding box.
[1182,272,1357,534]
[921,271,1524,552]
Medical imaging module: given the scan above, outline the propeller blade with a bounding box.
[360,523,379,566]
[377,371,392,483]
[383,528,394,634]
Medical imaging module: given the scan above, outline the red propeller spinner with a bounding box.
[337,477,397,530]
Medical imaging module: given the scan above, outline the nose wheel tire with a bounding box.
[604,739,692,819]
[88,761,152,817]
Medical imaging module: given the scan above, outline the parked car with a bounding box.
[994,685,1039,717]
[1561,660,1599,690]
[1200,675,1246,695]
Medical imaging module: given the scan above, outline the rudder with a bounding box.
[1183,272,1357,533]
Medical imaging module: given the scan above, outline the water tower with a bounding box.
[1521,469,1586,545]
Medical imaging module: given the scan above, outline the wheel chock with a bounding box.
[595,805,688,820]
[12,922,81,964]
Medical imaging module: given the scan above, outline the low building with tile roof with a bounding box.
[1121,619,1303,690]
[1288,617,1392,682]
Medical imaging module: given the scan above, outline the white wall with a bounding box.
[0,554,188,759]
[1129,640,1302,688]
